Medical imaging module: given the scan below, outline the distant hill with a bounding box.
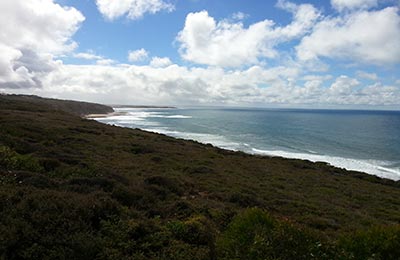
[112,105,176,109]
[0,94,399,259]
[0,94,113,116]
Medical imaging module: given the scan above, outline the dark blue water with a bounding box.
[96,108,400,180]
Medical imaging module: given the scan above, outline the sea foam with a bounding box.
[96,108,400,181]
[252,148,400,181]
[144,128,241,150]
[145,127,400,180]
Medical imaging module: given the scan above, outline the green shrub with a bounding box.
[217,208,332,260]
[168,216,214,246]
[168,216,216,259]
[160,240,211,260]
[0,145,43,172]
[338,225,400,259]
[99,218,173,259]
[144,176,184,195]
[0,190,119,259]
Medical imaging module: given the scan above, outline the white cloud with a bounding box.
[274,1,321,40]
[149,56,172,67]
[328,75,360,96]
[296,7,400,64]
[96,59,116,66]
[231,12,248,20]
[96,0,174,20]
[0,0,84,88]
[74,51,115,65]
[292,75,400,106]
[1,0,399,109]
[13,61,395,108]
[74,52,103,60]
[176,1,320,67]
[128,48,149,62]
[37,64,210,105]
[302,74,333,82]
[331,0,378,12]
[0,0,84,54]
[356,71,378,80]
[359,84,400,105]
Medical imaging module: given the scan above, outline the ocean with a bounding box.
[95,107,400,181]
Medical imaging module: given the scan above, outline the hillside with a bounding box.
[0,95,399,259]
[0,94,114,116]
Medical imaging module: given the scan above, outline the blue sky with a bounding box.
[0,0,400,108]
[63,0,296,64]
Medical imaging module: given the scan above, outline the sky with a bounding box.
[0,0,400,109]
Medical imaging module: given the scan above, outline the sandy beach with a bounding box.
[84,111,127,118]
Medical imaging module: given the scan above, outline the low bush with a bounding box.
[217,208,333,260]
[0,145,43,172]
[338,225,400,259]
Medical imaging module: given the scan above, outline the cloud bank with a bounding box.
[331,0,378,12]
[128,49,149,62]
[1,0,400,109]
[96,0,174,20]
[0,0,84,88]
[297,7,400,64]
[176,1,320,67]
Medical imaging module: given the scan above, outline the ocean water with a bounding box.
[95,107,400,181]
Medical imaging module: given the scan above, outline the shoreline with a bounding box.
[85,105,177,118]
[84,111,127,118]
[110,105,177,109]
[91,114,400,182]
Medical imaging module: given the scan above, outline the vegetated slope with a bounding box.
[0,95,399,259]
[0,94,113,116]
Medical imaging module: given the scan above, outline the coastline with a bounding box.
[85,105,177,118]
[84,111,127,119]
[2,94,400,259]
[144,127,400,181]
[110,105,177,109]
[92,107,400,182]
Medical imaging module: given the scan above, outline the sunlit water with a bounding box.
[95,107,400,181]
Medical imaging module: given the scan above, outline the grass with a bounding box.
[0,94,399,259]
